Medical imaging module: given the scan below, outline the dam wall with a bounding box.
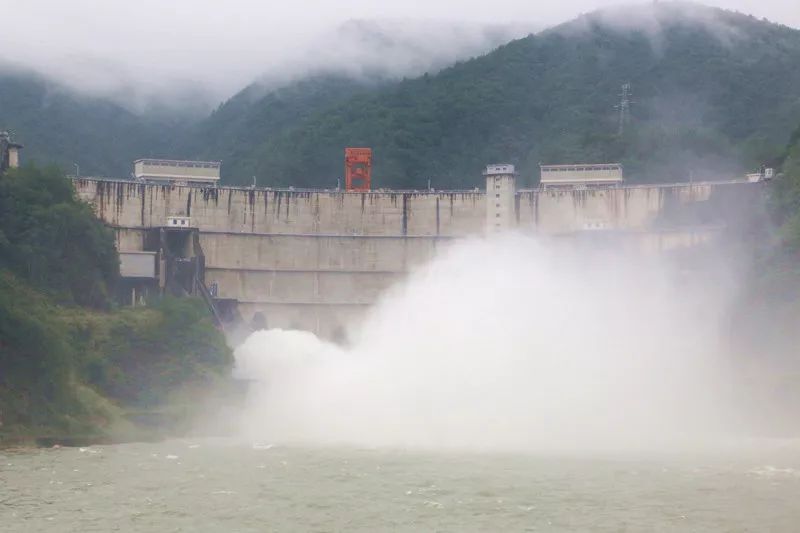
[73,178,764,337]
[80,180,486,236]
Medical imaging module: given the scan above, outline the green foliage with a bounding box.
[771,132,800,250]
[184,75,379,181]
[0,164,118,307]
[69,297,232,409]
[3,6,800,189]
[0,280,232,442]
[0,166,233,444]
[198,5,800,188]
[0,273,117,438]
[0,68,189,177]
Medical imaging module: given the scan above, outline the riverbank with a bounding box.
[0,282,237,446]
[0,165,239,448]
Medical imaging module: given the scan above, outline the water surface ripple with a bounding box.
[2,439,800,532]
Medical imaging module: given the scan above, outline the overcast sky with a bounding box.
[1,0,796,110]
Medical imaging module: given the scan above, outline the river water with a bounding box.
[2,439,800,532]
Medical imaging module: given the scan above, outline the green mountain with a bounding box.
[207,3,800,188]
[182,18,539,181]
[183,75,379,183]
[3,3,800,188]
[0,68,186,177]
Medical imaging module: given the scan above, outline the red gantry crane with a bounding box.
[344,147,372,192]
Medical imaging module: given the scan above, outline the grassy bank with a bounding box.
[0,272,235,446]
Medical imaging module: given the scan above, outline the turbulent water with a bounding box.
[3,439,800,532]
[234,234,743,451]
[5,235,798,531]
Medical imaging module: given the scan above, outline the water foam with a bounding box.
[234,234,735,452]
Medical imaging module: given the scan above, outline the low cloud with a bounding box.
[0,1,796,112]
[560,1,764,49]
[0,16,537,114]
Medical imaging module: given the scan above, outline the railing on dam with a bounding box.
[73,175,761,194]
[70,176,483,195]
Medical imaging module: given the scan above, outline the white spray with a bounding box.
[234,234,738,452]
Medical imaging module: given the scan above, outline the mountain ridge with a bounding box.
[2,2,800,187]
[219,2,800,188]
[0,67,190,177]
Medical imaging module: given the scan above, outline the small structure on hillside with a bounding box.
[118,251,158,306]
[0,131,23,173]
[134,159,220,186]
[540,163,623,189]
[746,167,774,183]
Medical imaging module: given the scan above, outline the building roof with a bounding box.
[540,163,622,170]
[483,163,516,175]
[134,158,220,166]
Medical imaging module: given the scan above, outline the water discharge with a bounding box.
[234,234,740,452]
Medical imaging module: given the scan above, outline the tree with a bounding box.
[0,165,118,307]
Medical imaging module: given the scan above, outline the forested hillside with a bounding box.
[3,4,800,189]
[223,4,800,188]
[0,69,187,177]
[183,75,378,182]
[0,165,233,444]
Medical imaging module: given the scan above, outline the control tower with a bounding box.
[484,163,516,233]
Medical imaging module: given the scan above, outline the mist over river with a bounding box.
[5,236,799,532]
[2,439,800,532]
[234,235,751,451]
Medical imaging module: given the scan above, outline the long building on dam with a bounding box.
[73,163,766,338]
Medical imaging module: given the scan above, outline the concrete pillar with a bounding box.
[484,163,516,234]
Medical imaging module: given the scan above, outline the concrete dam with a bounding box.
[73,170,764,338]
